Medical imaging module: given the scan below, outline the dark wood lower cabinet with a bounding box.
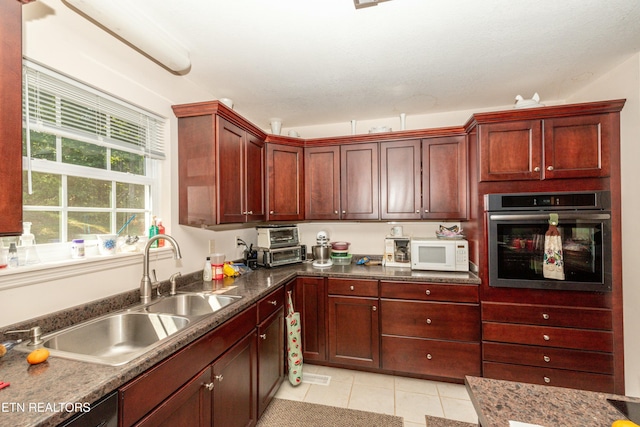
[257,307,285,417]
[213,332,257,427]
[328,295,379,368]
[134,368,212,427]
[295,277,327,361]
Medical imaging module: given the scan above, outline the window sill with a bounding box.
[0,247,174,292]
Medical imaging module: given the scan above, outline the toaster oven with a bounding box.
[256,225,300,249]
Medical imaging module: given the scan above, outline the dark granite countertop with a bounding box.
[465,376,640,427]
[0,262,478,427]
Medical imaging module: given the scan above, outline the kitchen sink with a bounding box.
[144,293,243,317]
[32,312,190,366]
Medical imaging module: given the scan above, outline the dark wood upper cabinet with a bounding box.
[340,143,379,220]
[304,145,341,220]
[380,139,421,220]
[266,143,304,221]
[422,136,467,220]
[173,101,267,227]
[0,0,24,236]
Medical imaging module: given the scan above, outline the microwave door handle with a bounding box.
[489,213,611,221]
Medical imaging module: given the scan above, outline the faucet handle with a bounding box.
[169,272,182,296]
[5,326,43,346]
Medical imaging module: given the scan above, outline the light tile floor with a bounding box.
[275,364,479,426]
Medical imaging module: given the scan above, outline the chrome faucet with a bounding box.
[140,234,183,304]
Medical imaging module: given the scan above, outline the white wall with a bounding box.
[7,1,640,398]
[567,53,640,397]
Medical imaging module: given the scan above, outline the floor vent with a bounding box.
[302,373,331,386]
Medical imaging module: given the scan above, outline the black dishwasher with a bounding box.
[58,391,117,427]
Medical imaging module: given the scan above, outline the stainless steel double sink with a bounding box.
[17,293,242,366]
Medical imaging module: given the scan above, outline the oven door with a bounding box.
[488,211,612,291]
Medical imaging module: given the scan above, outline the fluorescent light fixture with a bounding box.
[354,0,391,9]
[63,0,191,73]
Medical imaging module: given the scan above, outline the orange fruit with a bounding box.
[26,348,50,365]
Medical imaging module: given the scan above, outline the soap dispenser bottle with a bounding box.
[19,222,40,265]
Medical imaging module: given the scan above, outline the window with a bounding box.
[21,60,165,246]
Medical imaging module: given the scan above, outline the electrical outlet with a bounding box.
[236,236,243,247]
[208,239,215,254]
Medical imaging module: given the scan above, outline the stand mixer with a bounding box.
[312,230,332,268]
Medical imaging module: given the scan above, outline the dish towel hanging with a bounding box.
[286,290,303,386]
[543,213,565,280]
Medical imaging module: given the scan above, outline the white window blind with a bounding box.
[23,60,166,160]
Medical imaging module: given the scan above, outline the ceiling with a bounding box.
[72,0,640,129]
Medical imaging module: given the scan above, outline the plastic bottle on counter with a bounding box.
[156,218,166,247]
[203,257,213,281]
[8,243,18,268]
[149,216,159,248]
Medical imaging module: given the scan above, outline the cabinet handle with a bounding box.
[260,333,267,340]
[426,318,432,324]
[215,374,224,382]
[204,382,214,391]
[425,290,431,296]
[426,353,432,360]
[543,334,550,341]
[269,300,278,305]
[542,313,550,320]
[334,210,339,215]
[247,211,253,215]
[372,306,377,311]
[534,166,541,172]
[416,210,420,213]
[350,285,354,291]
[342,210,346,214]
[270,210,274,214]
[424,209,429,213]
[543,376,551,383]
[547,166,554,171]
[543,355,551,363]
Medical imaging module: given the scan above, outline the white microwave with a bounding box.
[410,237,469,272]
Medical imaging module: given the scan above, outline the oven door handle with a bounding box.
[489,213,611,221]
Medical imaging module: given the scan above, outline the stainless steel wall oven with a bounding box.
[486,191,611,292]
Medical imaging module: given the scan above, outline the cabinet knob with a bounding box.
[260,333,267,340]
[543,334,550,341]
[372,306,377,311]
[269,300,278,305]
[542,313,550,320]
[334,211,339,215]
[547,166,554,171]
[342,210,346,214]
[534,166,541,172]
[426,318,432,324]
[215,374,224,382]
[543,355,551,363]
[416,210,420,213]
[543,376,551,383]
[270,210,274,214]
[350,285,354,291]
[204,382,214,391]
[426,353,432,360]
[424,209,429,213]
[425,290,431,296]
[247,211,253,215]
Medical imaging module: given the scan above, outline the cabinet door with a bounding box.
[543,114,611,179]
[380,140,421,220]
[257,307,285,417]
[266,144,304,221]
[0,0,23,236]
[217,117,246,223]
[134,368,212,427]
[212,332,257,427]
[341,143,379,220]
[244,132,265,222]
[423,136,467,219]
[304,146,340,220]
[479,120,542,182]
[295,277,327,361]
[328,295,379,368]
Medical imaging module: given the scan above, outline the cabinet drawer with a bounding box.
[381,300,480,341]
[482,322,613,352]
[382,336,480,380]
[327,278,378,297]
[483,342,613,375]
[380,281,478,303]
[482,302,612,330]
[257,287,285,323]
[483,361,614,393]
